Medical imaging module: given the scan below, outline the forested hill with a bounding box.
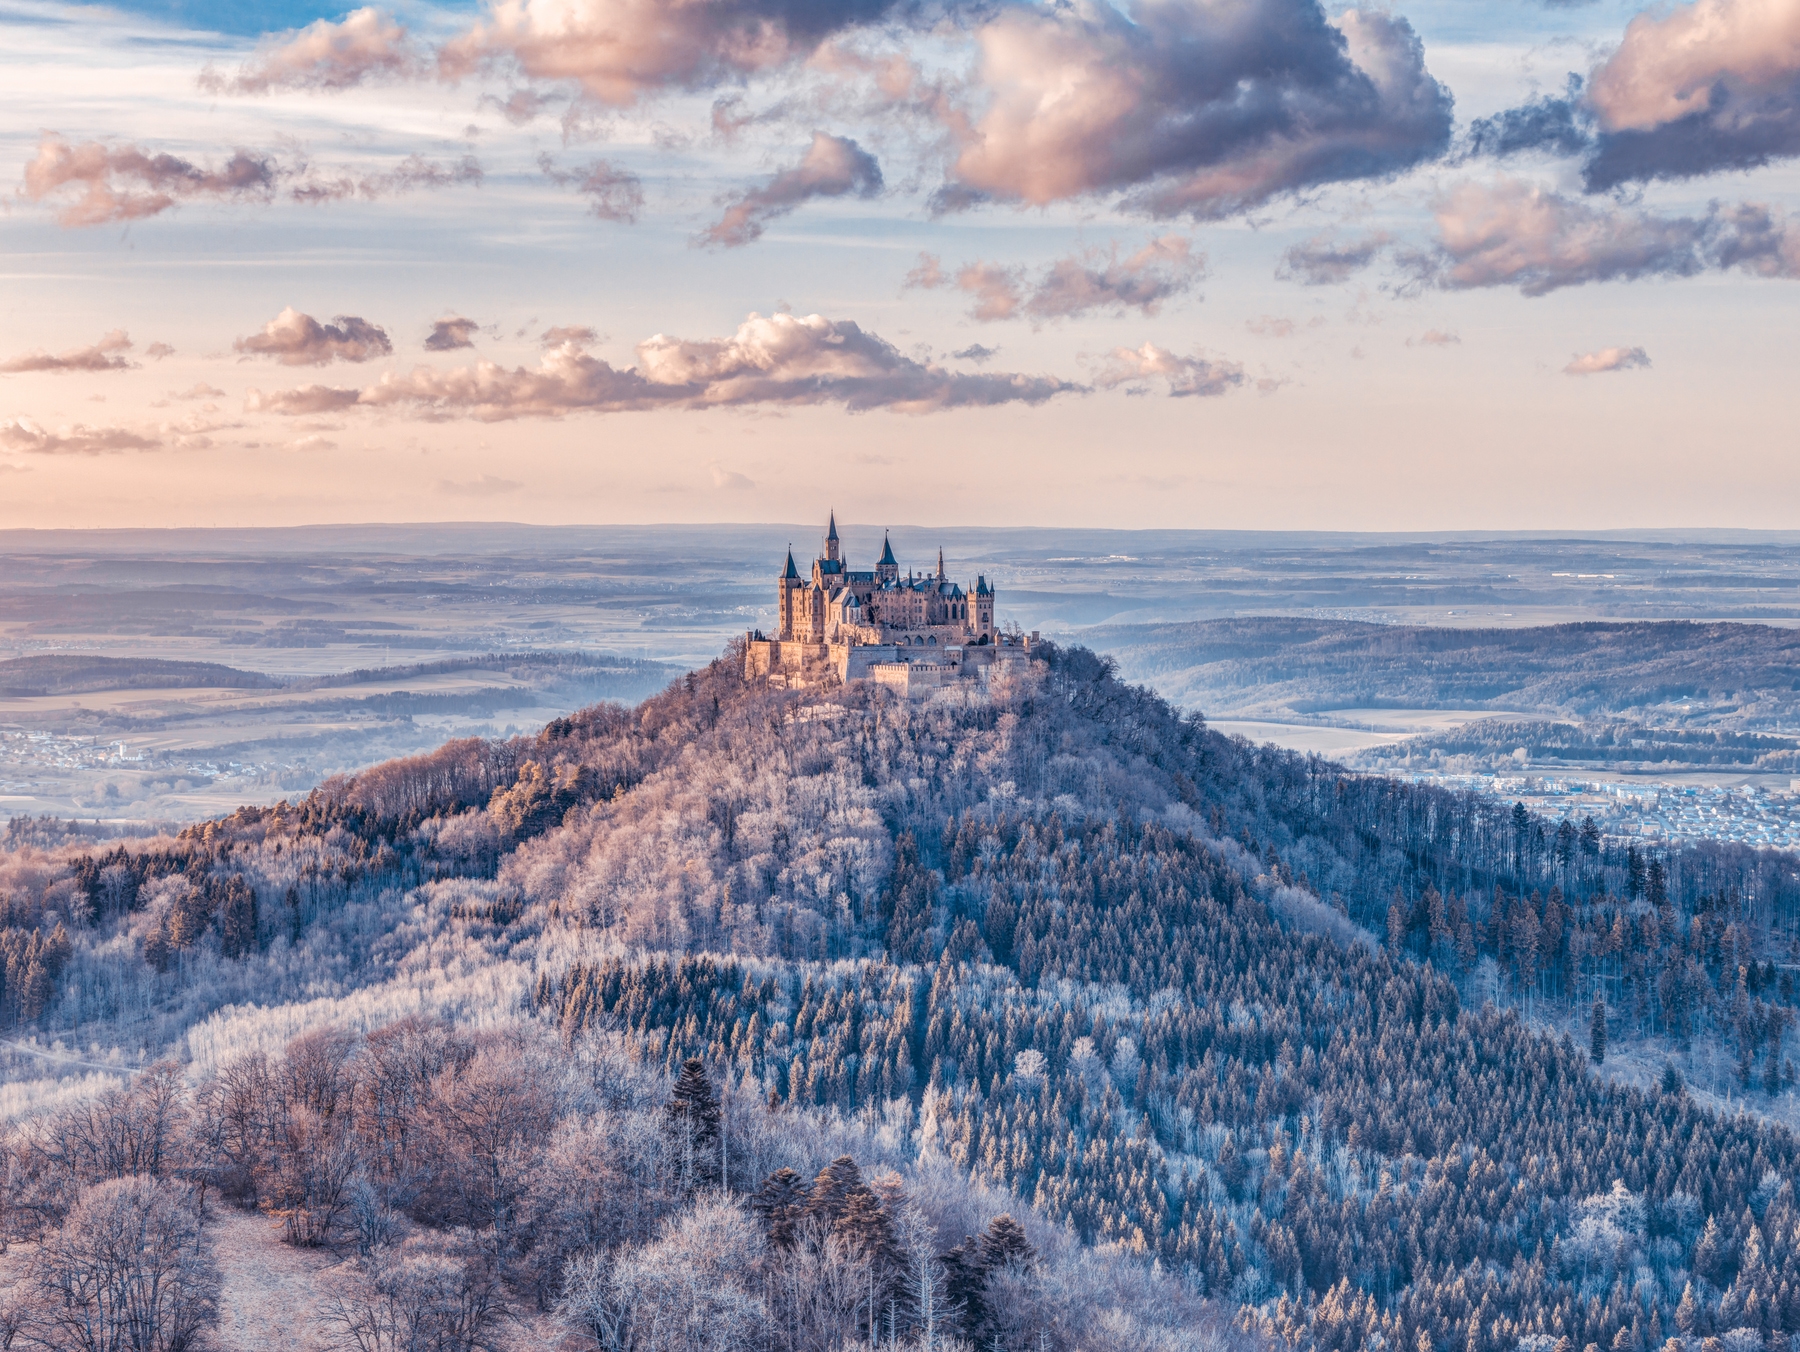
[4,642,1800,1352]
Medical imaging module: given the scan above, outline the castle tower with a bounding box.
[825,510,840,564]
[972,575,995,641]
[936,547,945,581]
[876,532,898,585]
[778,547,802,639]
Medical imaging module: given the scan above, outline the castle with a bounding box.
[744,513,1036,692]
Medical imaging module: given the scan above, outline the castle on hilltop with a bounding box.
[744,512,1036,692]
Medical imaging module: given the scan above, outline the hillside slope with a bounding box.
[0,644,1797,1352]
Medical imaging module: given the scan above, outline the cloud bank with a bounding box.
[23,136,276,227]
[249,312,1079,419]
[539,156,645,223]
[0,419,162,455]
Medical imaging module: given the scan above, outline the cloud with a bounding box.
[912,237,1206,323]
[1096,342,1245,397]
[1582,0,1800,186]
[539,156,645,223]
[441,0,909,108]
[1413,178,1800,293]
[425,316,481,351]
[1464,86,1591,161]
[289,434,339,451]
[244,385,363,414]
[541,325,599,347]
[1564,346,1651,374]
[940,2,1452,219]
[173,383,227,399]
[701,132,882,247]
[145,342,175,360]
[0,419,161,455]
[257,312,1079,419]
[1415,178,1709,294]
[199,8,420,94]
[1277,232,1392,285]
[287,154,482,204]
[951,344,997,362]
[1410,329,1461,346]
[436,474,523,495]
[236,308,393,366]
[0,330,135,374]
[19,134,478,225]
[21,135,277,227]
[1247,316,1296,338]
[709,466,755,490]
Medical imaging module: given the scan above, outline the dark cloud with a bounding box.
[1276,232,1392,285]
[0,330,135,374]
[701,132,882,247]
[257,311,1079,419]
[539,156,645,223]
[942,2,1452,219]
[236,309,393,366]
[1464,86,1591,161]
[951,344,997,362]
[425,316,481,352]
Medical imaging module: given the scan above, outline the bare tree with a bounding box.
[23,1176,218,1352]
[326,1228,507,1352]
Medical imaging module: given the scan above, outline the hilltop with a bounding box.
[0,643,1796,1351]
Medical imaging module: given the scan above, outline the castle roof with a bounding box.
[827,511,839,542]
[783,548,799,580]
[817,558,845,575]
[878,533,896,566]
[975,574,990,595]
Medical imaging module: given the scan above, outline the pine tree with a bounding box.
[1590,996,1608,1065]
[665,1057,720,1189]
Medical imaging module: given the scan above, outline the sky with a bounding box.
[2,0,1798,532]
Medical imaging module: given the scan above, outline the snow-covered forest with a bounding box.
[0,639,1797,1351]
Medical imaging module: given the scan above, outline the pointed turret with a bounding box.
[879,533,896,566]
[936,547,945,581]
[783,547,799,580]
[825,511,840,563]
[876,532,898,585]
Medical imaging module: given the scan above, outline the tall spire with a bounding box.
[827,510,839,542]
[824,509,840,563]
[783,547,799,580]
[878,532,896,566]
[937,547,945,580]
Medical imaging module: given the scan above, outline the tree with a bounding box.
[885,834,937,965]
[328,1229,506,1352]
[24,1177,219,1352]
[665,1059,721,1192]
[1590,996,1608,1065]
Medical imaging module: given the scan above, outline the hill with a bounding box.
[0,644,1796,1352]
[0,654,282,696]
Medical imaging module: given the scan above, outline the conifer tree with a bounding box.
[665,1057,720,1190]
[1590,996,1607,1064]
